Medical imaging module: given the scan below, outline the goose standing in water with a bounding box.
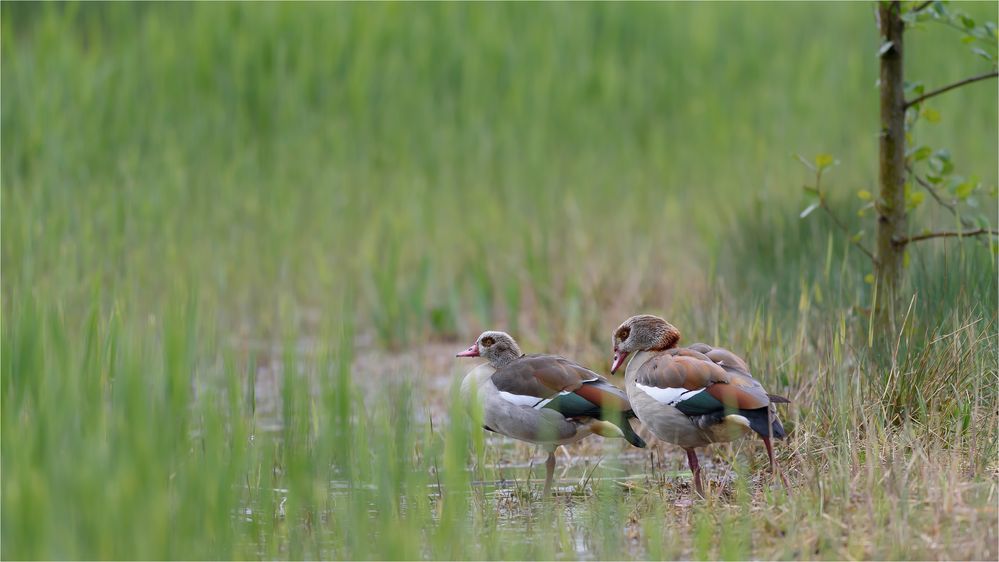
[457,331,646,495]
[609,315,789,496]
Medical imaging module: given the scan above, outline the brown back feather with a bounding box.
[637,345,772,410]
[491,354,600,399]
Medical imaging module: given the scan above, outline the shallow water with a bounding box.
[228,343,748,559]
[232,433,730,559]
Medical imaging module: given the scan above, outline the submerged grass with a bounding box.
[3,2,997,560]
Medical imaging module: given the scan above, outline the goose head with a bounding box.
[456,330,523,368]
[610,314,680,374]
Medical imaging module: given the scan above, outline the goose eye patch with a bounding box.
[481,337,495,347]
[617,328,630,340]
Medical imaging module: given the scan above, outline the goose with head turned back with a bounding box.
[609,315,790,496]
[457,331,646,495]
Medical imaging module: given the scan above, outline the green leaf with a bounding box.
[851,230,865,243]
[959,14,975,29]
[921,107,941,123]
[904,81,925,96]
[929,151,954,175]
[909,145,932,161]
[903,250,911,269]
[857,189,873,201]
[961,34,976,44]
[971,47,994,61]
[814,153,834,169]
[955,181,977,200]
[864,273,875,285]
[799,202,820,219]
[906,191,925,210]
[794,153,816,171]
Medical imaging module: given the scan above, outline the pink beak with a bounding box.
[456,344,479,358]
[610,350,629,374]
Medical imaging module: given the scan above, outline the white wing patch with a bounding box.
[636,383,705,406]
[499,390,571,409]
[498,391,543,407]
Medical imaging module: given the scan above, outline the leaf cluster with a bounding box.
[798,1,998,274]
[903,1,998,65]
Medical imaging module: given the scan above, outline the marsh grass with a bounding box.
[3,2,997,560]
[4,260,995,559]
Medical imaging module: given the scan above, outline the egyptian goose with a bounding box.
[457,331,646,495]
[609,315,789,496]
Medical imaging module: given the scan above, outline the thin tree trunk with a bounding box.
[875,1,906,334]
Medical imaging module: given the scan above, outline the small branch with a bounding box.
[907,167,975,229]
[893,228,998,246]
[932,18,997,46]
[911,1,934,13]
[819,201,877,261]
[808,168,876,262]
[905,71,999,108]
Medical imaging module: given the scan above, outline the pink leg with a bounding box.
[763,436,776,471]
[763,436,791,492]
[685,448,704,497]
[543,450,556,496]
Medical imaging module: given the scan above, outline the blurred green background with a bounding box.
[4,2,995,341]
[3,2,996,559]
